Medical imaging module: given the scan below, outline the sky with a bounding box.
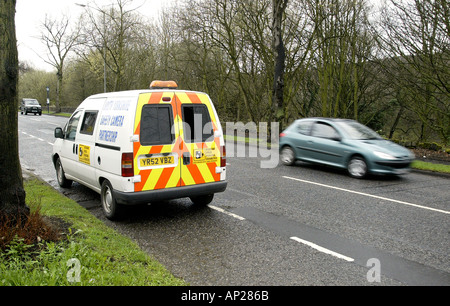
[15,0,168,71]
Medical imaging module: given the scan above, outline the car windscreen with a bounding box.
[335,121,382,140]
[25,100,39,105]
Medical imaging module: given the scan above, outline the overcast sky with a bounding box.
[15,0,167,71]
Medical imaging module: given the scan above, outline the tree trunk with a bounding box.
[272,0,288,129]
[0,0,29,222]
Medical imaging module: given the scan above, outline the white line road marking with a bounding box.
[290,236,355,262]
[283,176,450,215]
[21,131,53,146]
[209,205,246,221]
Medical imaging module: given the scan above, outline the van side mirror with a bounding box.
[54,127,64,139]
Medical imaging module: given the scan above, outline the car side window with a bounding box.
[64,111,82,141]
[311,122,340,139]
[296,121,313,135]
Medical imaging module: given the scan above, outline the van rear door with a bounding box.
[133,91,222,193]
[133,92,181,192]
[177,92,221,187]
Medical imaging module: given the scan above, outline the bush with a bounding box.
[417,142,443,151]
[0,205,63,253]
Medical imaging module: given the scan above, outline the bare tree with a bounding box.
[40,14,82,112]
[379,0,450,144]
[272,0,288,128]
[0,0,29,221]
[80,0,143,92]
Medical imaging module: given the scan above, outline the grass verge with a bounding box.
[411,160,450,174]
[0,178,187,286]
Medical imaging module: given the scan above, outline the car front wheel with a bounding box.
[348,156,368,179]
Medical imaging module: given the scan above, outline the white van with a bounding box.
[52,81,227,220]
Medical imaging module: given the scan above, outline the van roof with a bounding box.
[87,89,207,99]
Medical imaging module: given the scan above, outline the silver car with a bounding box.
[279,118,415,178]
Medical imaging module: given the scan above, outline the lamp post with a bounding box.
[46,86,50,113]
[75,2,109,93]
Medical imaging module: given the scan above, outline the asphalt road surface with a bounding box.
[18,113,450,286]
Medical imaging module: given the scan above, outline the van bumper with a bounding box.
[113,181,228,205]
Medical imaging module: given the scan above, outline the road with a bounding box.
[18,113,450,286]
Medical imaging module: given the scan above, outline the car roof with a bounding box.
[296,117,355,123]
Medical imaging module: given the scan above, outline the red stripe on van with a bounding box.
[187,164,206,184]
[186,92,202,104]
[135,169,152,192]
[207,162,220,182]
[154,167,176,190]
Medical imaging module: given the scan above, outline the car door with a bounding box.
[288,120,314,160]
[308,121,344,166]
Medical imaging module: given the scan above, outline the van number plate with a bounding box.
[140,156,175,167]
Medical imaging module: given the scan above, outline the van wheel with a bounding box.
[56,158,72,188]
[101,180,123,220]
[190,194,214,206]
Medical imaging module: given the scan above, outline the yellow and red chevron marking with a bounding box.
[133,91,221,193]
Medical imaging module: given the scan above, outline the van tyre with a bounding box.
[348,156,368,179]
[190,194,214,206]
[56,157,72,188]
[101,180,123,220]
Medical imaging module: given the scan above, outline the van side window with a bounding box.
[80,111,98,135]
[182,105,214,143]
[140,105,174,146]
[65,110,82,141]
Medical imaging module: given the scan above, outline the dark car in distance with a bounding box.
[279,118,415,178]
[20,98,42,116]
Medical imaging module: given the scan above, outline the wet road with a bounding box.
[19,114,450,285]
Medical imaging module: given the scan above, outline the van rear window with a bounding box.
[182,105,214,143]
[140,105,174,146]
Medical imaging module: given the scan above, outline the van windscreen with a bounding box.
[140,105,174,145]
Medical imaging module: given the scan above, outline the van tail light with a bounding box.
[220,145,226,167]
[280,132,286,137]
[121,153,134,177]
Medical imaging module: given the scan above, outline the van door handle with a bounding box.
[73,144,78,155]
[183,152,191,165]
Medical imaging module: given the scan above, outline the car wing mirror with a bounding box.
[54,127,64,139]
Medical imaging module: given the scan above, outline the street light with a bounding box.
[75,2,110,93]
[46,86,50,113]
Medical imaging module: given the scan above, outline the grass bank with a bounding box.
[0,178,186,286]
[411,160,450,174]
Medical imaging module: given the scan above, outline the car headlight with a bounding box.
[373,151,396,160]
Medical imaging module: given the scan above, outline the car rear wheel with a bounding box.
[56,157,72,188]
[280,146,295,166]
[101,180,123,220]
[348,156,368,179]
